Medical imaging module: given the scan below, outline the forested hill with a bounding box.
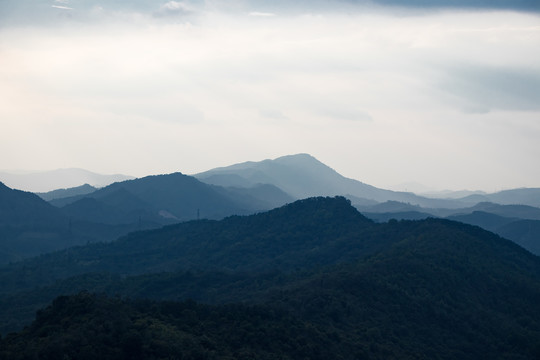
[0,197,376,292]
[0,182,65,227]
[2,196,540,295]
[2,212,540,358]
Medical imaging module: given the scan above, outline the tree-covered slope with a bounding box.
[54,172,293,226]
[0,292,343,360]
[262,219,540,359]
[0,197,377,293]
[0,182,72,263]
[0,182,160,264]
[0,182,65,227]
[2,217,540,359]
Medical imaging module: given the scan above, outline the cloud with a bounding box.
[259,109,289,120]
[439,66,540,112]
[154,1,193,17]
[370,0,540,12]
[249,12,276,17]
[319,107,373,122]
[0,9,539,190]
[51,5,73,10]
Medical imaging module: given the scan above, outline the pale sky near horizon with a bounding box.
[1,0,539,192]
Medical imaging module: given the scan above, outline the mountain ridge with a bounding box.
[195,154,468,209]
[0,168,134,193]
[1,196,540,358]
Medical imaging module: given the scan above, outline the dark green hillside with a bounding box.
[0,182,160,264]
[56,173,250,224]
[498,219,540,255]
[364,210,434,222]
[2,217,540,359]
[0,182,74,263]
[55,172,292,227]
[99,173,247,220]
[263,219,540,359]
[0,197,378,293]
[0,292,341,360]
[60,192,161,225]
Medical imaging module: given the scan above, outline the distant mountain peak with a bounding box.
[195,154,468,208]
[274,153,317,161]
[0,169,134,193]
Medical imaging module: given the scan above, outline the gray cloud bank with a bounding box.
[368,0,540,12]
[1,0,539,27]
[440,66,540,113]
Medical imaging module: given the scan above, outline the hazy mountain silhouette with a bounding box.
[0,168,133,193]
[196,154,467,208]
[420,189,487,199]
[0,182,65,228]
[457,202,540,220]
[212,183,295,210]
[457,188,540,208]
[360,200,540,220]
[55,172,293,226]
[0,182,74,263]
[356,203,540,255]
[497,219,540,256]
[447,211,540,255]
[0,182,164,263]
[36,184,97,201]
[0,173,294,263]
[448,211,517,232]
[196,154,540,210]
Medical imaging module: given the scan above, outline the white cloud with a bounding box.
[51,5,73,10]
[248,12,276,17]
[154,1,193,17]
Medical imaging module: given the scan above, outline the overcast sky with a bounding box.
[1,0,539,192]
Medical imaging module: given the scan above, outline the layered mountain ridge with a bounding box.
[1,196,540,359]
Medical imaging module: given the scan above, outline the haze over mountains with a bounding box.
[195,153,540,208]
[0,169,133,193]
[196,154,465,209]
[1,153,540,261]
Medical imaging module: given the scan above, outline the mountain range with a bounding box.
[50,172,293,224]
[1,153,539,261]
[0,168,133,193]
[1,197,540,359]
[195,154,468,209]
[195,153,540,209]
